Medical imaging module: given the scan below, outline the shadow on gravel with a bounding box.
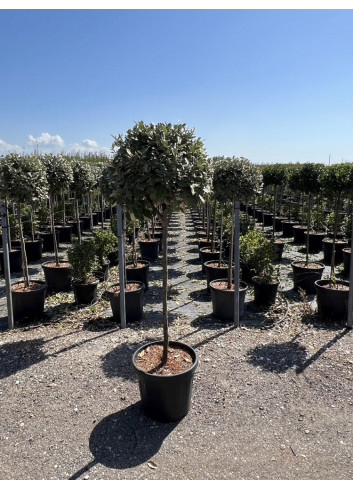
[0,338,47,379]
[296,328,350,374]
[186,270,204,280]
[188,288,210,302]
[247,341,307,373]
[69,402,179,479]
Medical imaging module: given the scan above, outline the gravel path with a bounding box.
[0,211,352,480]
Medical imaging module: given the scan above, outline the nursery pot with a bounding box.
[263,213,274,227]
[292,225,307,244]
[106,281,145,323]
[132,340,198,422]
[24,239,43,263]
[199,247,221,273]
[67,220,84,236]
[209,279,248,321]
[138,239,159,261]
[281,220,299,238]
[303,231,327,253]
[11,280,47,321]
[204,260,229,290]
[93,262,110,282]
[42,260,72,293]
[126,260,150,291]
[37,230,60,253]
[252,276,280,308]
[315,279,349,320]
[342,248,351,277]
[80,216,91,231]
[108,250,119,267]
[272,239,285,262]
[291,261,325,294]
[72,280,99,305]
[55,225,72,243]
[323,239,348,264]
[0,248,22,274]
[274,216,287,232]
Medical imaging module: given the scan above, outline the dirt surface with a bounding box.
[0,211,352,480]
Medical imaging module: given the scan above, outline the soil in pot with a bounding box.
[323,239,348,264]
[199,247,221,272]
[132,341,198,422]
[107,281,145,323]
[315,279,350,320]
[11,280,47,321]
[138,239,159,261]
[209,279,248,321]
[126,260,150,291]
[42,261,72,293]
[252,276,280,308]
[204,260,229,290]
[291,261,325,294]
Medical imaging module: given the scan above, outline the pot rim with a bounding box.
[209,278,248,291]
[42,260,72,269]
[132,340,198,378]
[291,260,325,269]
[11,279,47,291]
[315,279,350,288]
[107,280,145,294]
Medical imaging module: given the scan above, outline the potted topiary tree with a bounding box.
[209,156,262,321]
[315,163,352,320]
[110,121,209,422]
[92,228,118,282]
[0,153,49,321]
[69,159,95,243]
[239,228,280,308]
[67,239,99,305]
[41,154,74,293]
[290,163,325,295]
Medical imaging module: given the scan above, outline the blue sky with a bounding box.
[1,7,353,164]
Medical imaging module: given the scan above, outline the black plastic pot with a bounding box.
[252,276,280,308]
[281,220,299,238]
[272,239,285,263]
[199,247,221,273]
[126,260,150,291]
[291,261,325,294]
[303,231,327,253]
[315,279,349,320]
[24,239,43,263]
[323,239,348,264]
[132,340,198,422]
[138,239,159,261]
[292,225,307,244]
[42,261,72,293]
[67,220,84,236]
[274,216,287,232]
[93,262,110,282]
[72,280,99,305]
[106,281,145,323]
[209,279,248,321]
[108,250,119,267]
[204,260,229,290]
[92,213,99,227]
[342,248,351,277]
[0,248,22,274]
[11,280,47,321]
[80,216,91,231]
[37,230,60,253]
[55,225,72,243]
[263,213,273,227]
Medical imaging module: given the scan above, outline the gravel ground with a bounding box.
[0,212,352,480]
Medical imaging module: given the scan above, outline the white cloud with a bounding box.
[0,138,23,154]
[69,139,111,155]
[27,132,64,147]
